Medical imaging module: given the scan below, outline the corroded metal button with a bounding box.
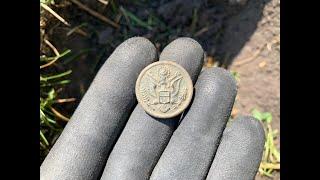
[135,61,193,118]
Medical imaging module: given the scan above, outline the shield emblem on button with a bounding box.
[159,91,170,104]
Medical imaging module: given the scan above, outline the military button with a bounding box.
[135,61,193,118]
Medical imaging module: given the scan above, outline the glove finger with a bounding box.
[150,67,237,180]
[40,37,157,180]
[206,116,265,180]
[100,37,204,180]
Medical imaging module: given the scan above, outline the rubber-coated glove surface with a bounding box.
[40,37,265,180]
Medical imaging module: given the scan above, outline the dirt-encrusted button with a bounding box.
[135,61,193,118]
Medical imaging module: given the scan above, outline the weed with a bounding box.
[230,70,240,82]
[252,109,280,177]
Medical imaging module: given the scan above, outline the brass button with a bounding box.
[135,61,193,118]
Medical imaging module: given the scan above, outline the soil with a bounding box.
[228,0,280,179]
[41,0,280,179]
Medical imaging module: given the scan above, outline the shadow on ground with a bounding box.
[213,0,270,67]
[45,0,270,118]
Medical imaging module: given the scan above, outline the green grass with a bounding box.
[252,109,280,177]
[40,0,76,163]
[40,51,73,163]
[120,6,153,30]
[230,70,240,82]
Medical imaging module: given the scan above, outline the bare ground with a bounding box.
[227,0,280,179]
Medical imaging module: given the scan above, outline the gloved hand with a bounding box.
[40,37,265,180]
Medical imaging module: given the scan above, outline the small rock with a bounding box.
[259,61,267,68]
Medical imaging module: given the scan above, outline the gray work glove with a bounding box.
[40,37,265,180]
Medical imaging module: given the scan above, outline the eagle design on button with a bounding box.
[136,61,193,118]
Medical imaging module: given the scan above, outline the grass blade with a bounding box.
[40,49,72,69]
[41,70,72,81]
[40,80,71,87]
[120,6,152,30]
[40,130,49,146]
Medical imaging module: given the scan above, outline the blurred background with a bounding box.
[40,0,280,179]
